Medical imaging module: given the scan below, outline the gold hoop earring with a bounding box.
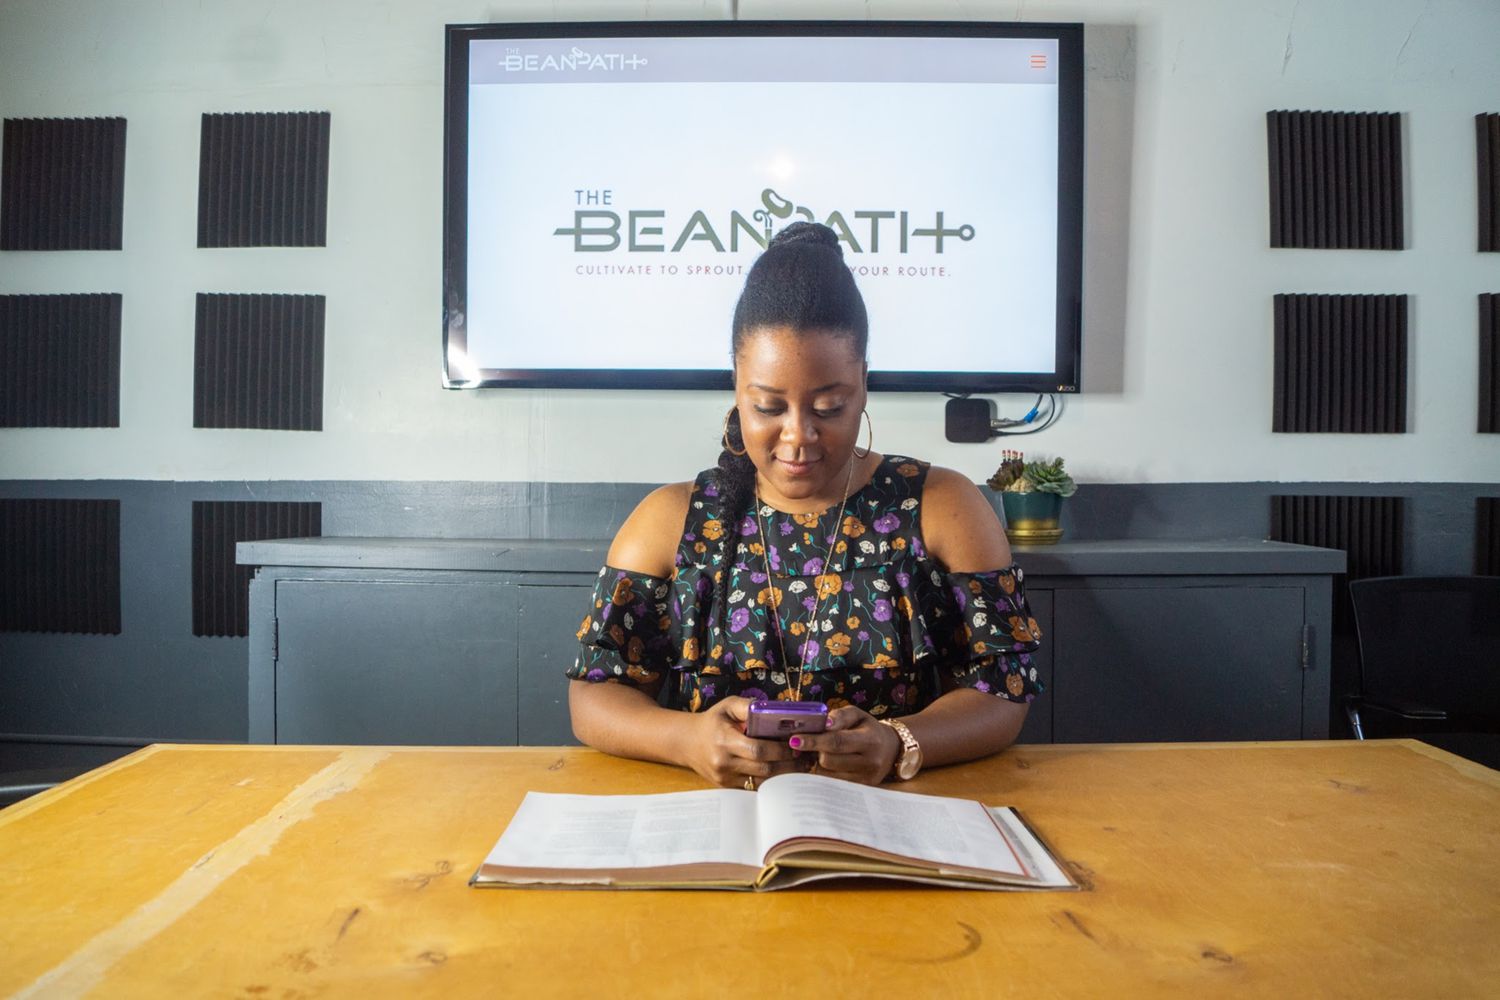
[721,407,748,457]
[853,409,873,460]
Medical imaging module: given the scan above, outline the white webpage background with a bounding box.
[466,81,1058,373]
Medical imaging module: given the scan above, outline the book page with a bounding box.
[483,788,762,870]
[756,773,1025,876]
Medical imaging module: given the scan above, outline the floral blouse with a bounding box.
[567,455,1043,717]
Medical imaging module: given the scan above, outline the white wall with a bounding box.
[1,0,1497,485]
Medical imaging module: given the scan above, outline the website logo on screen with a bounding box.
[499,46,649,73]
[553,188,976,256]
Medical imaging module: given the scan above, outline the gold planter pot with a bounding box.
[999,491,1065,545]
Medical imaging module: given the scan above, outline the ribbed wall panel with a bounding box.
[1482,294,1499,433]
[1478,498,1500,576]
[1267,111,1403,250]
[0,294,122,427]
[192,501,321,637]
[193,293,325,430]
[1273,293,1407,433]
[1271,495,1404,632]
[0,117,126,251]
[1480,114,1500,252]
[0,499,121,634]
[197,112,330,248]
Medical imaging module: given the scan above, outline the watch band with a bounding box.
[881,718,922,781]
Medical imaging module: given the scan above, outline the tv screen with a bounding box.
[443,21,1083,393]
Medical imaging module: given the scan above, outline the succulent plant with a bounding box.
[987,451,1077,498]
[1022,456,1077,497]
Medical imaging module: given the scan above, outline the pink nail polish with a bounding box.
[789,736,802,749]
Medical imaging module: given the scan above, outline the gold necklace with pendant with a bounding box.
[753,456,857,700]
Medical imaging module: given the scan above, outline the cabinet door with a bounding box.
[516,583,593,745]
[274,580,516,745]
[1014,588,1054,744]
[1052,586,1305,743]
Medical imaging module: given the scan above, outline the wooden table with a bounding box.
[2,741,1496,997]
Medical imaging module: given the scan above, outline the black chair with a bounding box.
[1347,576,1500,769]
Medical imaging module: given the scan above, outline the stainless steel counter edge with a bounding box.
[237,537,1346,576]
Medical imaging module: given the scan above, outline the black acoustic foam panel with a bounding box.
[1267,111,1403,250]
[193,500,321,637]
[193,293,325,430]
[0,117,126,251]
[197,111,330,247]
[0,294,122,427]
[1482,294,1499,433]
[1271,494,1404,633]
[1480,114,1500,252]
[0,498,121,634]
[1273,294,1407,434]
[1478,498,1500,577]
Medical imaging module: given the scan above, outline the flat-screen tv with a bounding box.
[443,20,1083,393]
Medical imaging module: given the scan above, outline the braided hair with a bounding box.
[713,222,869,670]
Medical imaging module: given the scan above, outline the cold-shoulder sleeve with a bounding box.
[925,565,1044,703]
[567,565,675,689]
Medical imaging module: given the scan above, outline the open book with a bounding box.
[471,772,1077,891]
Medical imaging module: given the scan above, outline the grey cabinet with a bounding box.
[1008,541,1341,742]
[240,537,1342,746]
[274,579,516,744]
[515,581,595,744]
[1049,583,1309,742]
[241,539,605,746]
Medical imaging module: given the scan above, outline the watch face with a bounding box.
[885,720,921,780]
[897,750,921,780]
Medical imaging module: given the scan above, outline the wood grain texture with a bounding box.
[2,742,1496,998]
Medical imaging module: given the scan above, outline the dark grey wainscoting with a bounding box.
[1062,481,1489,576]
[0,479,1493,758]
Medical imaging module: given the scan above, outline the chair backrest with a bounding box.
[1349,576,1500,724]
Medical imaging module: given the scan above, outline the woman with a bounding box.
[567,222,1042,788]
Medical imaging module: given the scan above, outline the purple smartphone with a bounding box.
[745,700,828,739]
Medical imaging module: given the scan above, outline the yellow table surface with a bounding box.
[1,740,1497,998]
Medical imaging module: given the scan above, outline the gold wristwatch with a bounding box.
[881,718,923,781]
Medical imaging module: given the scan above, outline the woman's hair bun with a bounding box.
[732,216,866,359]
[769,221,842,256]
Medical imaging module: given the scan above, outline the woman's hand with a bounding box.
[680,696,800,788]
[793,705,902,786]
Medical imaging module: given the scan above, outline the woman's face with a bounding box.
[734,325,868,510]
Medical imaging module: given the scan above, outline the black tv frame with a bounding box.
[443,20,1084,393]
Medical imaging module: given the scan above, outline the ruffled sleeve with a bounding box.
[566,565,675,690]
[925,565,1044,703]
